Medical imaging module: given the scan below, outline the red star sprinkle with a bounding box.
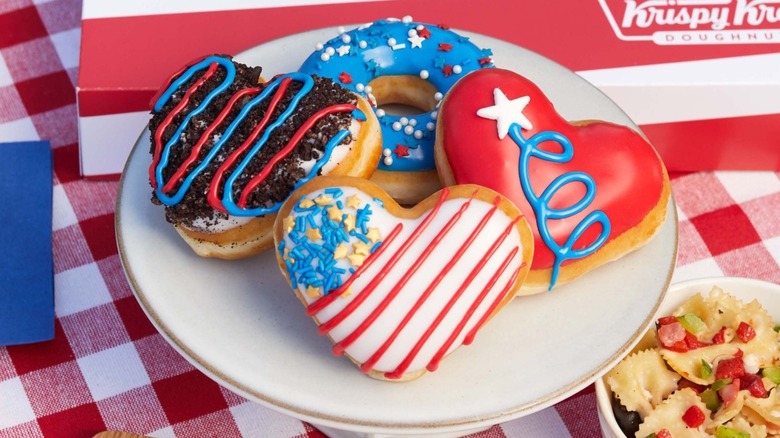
[442,65,453,77]
[339,71,353,84]
[438,43,453,52]
[478,57,492,65]
[418,27,431,39]
[394,144,410,158]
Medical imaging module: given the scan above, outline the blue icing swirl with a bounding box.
[507,124,611,290]
[299,18,494,172]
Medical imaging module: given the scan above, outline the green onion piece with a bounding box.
[677,313,707,334]
[700,388,721,411]
[714,426,750,438]
[774,324,780,332]
[644,434,657,438]
[763,365,780,384]
[711,378,732,391]
[701,359,713,379]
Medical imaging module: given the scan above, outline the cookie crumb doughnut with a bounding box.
[149,55,381,258]
[435,68,670,292]
[299,17,494,204]
[273,175,533,381]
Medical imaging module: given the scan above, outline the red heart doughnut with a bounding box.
[435,68,671,293]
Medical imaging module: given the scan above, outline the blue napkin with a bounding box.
[0,141,54,346]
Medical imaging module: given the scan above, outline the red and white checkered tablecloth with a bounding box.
[1,1,780,437]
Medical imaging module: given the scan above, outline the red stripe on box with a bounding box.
[16,70,75,115]
[0,6,47,49]
[76,0,780,117]
[641,113,780,171]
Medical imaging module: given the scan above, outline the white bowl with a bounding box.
[595,276,780,438]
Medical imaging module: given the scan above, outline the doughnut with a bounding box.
[299,17,494,204]
[272,175,533,381]
[435,68,671,293]
[148,55,381,259]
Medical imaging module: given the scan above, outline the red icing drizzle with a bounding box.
[315,188,450,335]
[237,103,357,208]
[463,263,522,345]
[150,62,219,188]
[441,68,665,271]
[206,77,292,212]
[333,192,477,357]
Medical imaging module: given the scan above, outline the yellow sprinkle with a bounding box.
[352,241,371,256]
[346,194,361,209]
[340,287,353,299]
[314,194,333,206]
[306,285,322,299]
[347,253,366,267]
[298,198,315,209]
[306,228,322,241]
[282,215,295,233]
[365,227,382,244]
[333,243,349,259]
[343,214,356,232]
[327,205,343,222]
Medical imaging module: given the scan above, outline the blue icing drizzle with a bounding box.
[507,124,611,290]
[299,18,494,172]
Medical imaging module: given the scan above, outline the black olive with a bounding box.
[611,395,642,436]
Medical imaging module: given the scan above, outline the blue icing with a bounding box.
[299,18,494,172]
[507,124,611,290]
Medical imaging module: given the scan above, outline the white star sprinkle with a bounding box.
[408,33,425,48]
[336,45,351,56]
[476,88,533,139]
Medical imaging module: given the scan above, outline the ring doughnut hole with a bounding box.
[368,75,438,116]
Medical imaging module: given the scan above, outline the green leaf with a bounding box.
[701,359,713,379]
[677,313,707,334]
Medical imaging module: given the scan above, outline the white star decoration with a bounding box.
[476,88,533,139]
[336,45,351,56]
[408,34,425,48]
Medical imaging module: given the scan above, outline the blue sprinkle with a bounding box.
[371,241,383,253]
[326,259,337,270]
[311,280,323,288]
[290,276,298,289]
[289,231,302,244]
[336,200,343,209]
[323,275,334,295]
[353,232,369,244]
[298,265,313,275]
[372,197,384,207]
[361,222,368,235]
[349,268,356,274]
[277,240,285,253]
[325,188,343,198]
[333,267,346,275]
[295,216,306,233]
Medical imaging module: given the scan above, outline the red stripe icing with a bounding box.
[463,264,523,346]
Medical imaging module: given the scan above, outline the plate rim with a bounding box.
[115,27,679,433]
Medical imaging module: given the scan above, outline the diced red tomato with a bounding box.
[716,357,746,380]
[657,316,678,325]
[740,373,769,398]
[719,379,741,405]
[684,332,711,350]
[736,321,756,343]
[712,326,727,344]
[657,429,672,438]
[682,405,706,428]
[735,349,744,358]
[678,378,706,394]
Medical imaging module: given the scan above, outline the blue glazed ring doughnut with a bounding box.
[299,17,494,178]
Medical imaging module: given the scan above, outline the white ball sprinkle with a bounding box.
[431,111,438,120]
[325,47,335,56]
[359,40,367,49]
[409,119,417,127]
[434,92,443,101]
[408,29,417,37]
[419,70,429,80]
[383,156,393,166]
[387,38,397,46]
[341,34,351,43]
[392,122,402,131]
[400,117,409,126]
[364,85,373,93]
[320,53,331,61]
[315,43,324,51]
[376,109,386,117]
[426,122,436,131]
[414,130,423,139]
[383,148,392,157]
[356,84,365,93]
[453,65,463,74]
[416,24,424,31]
[337,26,346,34]
[404,126,414,135]
[402,15,413,23]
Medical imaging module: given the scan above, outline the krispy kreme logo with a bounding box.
[599,0,780,44]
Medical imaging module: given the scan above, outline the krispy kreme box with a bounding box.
[77,0,780,177]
